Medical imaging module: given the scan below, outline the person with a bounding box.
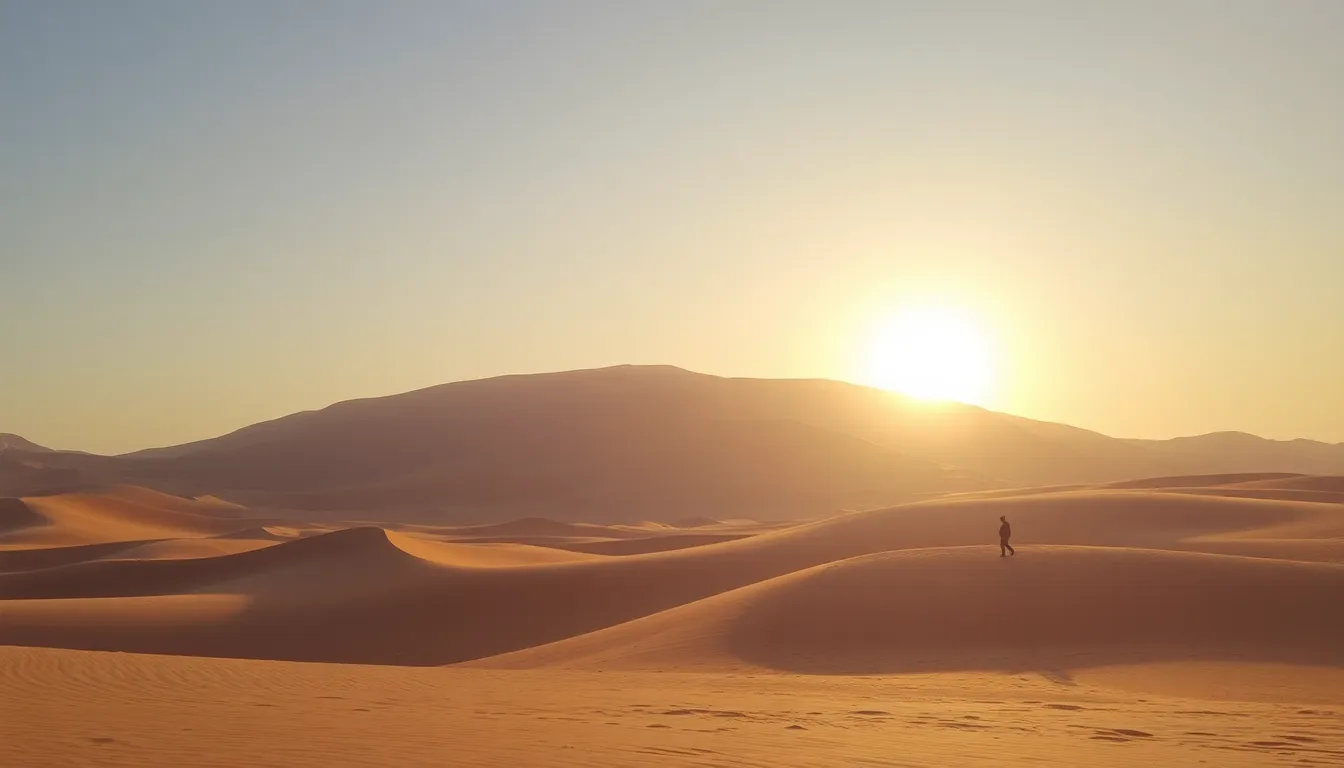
[998,515,1015,557]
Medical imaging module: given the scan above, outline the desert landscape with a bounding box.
[3,369,1343,766]
[7,2,1343,765]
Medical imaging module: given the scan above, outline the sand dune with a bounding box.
[1234,475,1344,493]
[424,516,779,555]
[556,532,752,555]
[668,514,724,528]
[8,645,1342,768]
[445,516,646,539]
[2,477,1344,766]
[1101,472,1304,490]
[0,497,47,535]
[3,485,1343,667]
[100,538,280,561]
[211,525,304,541]
[476,546,1344,673]
[0,538,158,573]
[3,486,267,546]
[1092,473,1344,506]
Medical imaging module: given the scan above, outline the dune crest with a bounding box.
[8,486,271,546]
[2,476,1343,766]
[0,483,1342,670]
[472,546,1344,673]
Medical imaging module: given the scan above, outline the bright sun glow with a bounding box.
[865,304,994,405]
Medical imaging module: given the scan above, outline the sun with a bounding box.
[864,304,994,405]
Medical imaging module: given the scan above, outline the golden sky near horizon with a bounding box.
[2,2,1342,453]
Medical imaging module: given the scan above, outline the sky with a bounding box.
[2,0,1342,454]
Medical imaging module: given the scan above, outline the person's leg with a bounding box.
[1000,539,1007,557]
[1007,540,1015,556]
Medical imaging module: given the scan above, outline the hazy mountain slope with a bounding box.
[1128,432,1344,476]
[0,449,108,498]
[9,366,1342,520]
[0,435,51,453]
[121,366,1171,491]
[197,416,989,521]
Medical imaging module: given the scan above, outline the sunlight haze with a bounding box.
[3,1,1341,453]
[862,302,995,405]
[4,6,1344,766]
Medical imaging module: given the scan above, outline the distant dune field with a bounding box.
[2,476,1343,766]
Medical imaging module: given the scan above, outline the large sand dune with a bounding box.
[6,644,1341,768]
[3,483,1342,665]
[3,478,1343,766]
[1,486,270,546]
[476,546,1344,673]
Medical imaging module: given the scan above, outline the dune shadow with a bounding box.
[0,498,50,535]
[0,538,166,573]
[4,496,1344,670]
[722,548,1344,676]
[0,525,787,665]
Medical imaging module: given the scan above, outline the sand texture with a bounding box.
[3,477,1343,765]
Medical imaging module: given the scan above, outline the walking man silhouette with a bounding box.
[999,515,1015,557]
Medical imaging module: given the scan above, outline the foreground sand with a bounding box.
[2,477,1343,765]
[4,646,1343,767]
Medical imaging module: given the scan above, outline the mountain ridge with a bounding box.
[6,365,1342,521]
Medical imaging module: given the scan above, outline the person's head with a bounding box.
[1000,516,1006,522]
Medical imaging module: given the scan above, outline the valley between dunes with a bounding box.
[3,475,1343,766]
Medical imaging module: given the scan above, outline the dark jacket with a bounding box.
[999,521,1011,539]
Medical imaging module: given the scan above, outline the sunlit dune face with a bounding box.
[865,305,994,405]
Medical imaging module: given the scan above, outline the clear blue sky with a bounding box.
[3,1,1341,453]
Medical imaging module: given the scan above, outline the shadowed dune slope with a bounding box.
[0,498,46,535]
[445,517,645,540]
[668,515,723,528]
[1100,473,1303,490]
[211,526,302,541]
[1,489,1342,666]
[0,527,432,600]
[1233,474,1344,493]
[473,546,1344,673]
[1094,474,1344,505]
[100,539,280,562]
[0,539,161,573]
[4,487,268,546]
[1164,487,1344,505]
[554,533,752,555]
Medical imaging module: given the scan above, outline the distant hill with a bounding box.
[118,366,1182,488]
[0,435,88,497]
[1127,432,1344,476]
[108,367,997,521]
[0,434,50,453]
[5,366,1343,521]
